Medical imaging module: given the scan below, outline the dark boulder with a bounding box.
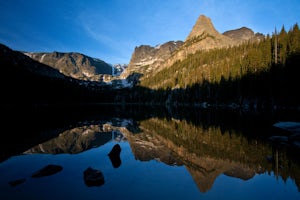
[83,167,105,187]
[31,164,63,178]
[108,144,121,156]
[108,144,122,168]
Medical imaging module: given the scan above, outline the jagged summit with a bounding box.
[183,14,234,50]
[186,15,220,41]
[124,40,183,77]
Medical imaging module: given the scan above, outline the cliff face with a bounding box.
[123,41,183,78]
[129,41,184,68]
[24,52,112,81]
[185,15,234,48]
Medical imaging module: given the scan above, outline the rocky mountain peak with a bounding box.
[223,27,254,41]
[122,40,183,78]
[186,15,219,41]
[128,41,183,68]
[223,27,264,42]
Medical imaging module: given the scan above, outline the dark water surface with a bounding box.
[0,105,300,199]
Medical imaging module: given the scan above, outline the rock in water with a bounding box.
[108,144,122,168]
[83,167,105,187]
[108,144,121,156]
[108,153,122,168]
[31,164,63,178]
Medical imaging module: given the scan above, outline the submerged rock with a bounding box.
[83,167,105,187]
[9,178,26,187]
[31,164,63,178]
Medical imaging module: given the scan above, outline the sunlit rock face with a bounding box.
[128,41,184,68]
[123,41,183,79]
[223,27,264,42]
[185,15,234,46]
[160,15,237,71]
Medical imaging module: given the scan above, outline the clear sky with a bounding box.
[0,0,299,64]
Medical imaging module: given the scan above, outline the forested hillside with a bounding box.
[133,24,300,108]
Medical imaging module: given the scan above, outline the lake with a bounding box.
[0,105,300,200]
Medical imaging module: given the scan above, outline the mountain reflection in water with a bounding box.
[23,124,123,154]
[20,117,300,194]
[1,107,300,199]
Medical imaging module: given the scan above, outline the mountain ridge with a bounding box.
[0,43,113,103]
[223,26,264,42]
[24,51,113,81]
[124,40,183,78]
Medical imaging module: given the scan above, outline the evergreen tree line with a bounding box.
[126,24,300,109]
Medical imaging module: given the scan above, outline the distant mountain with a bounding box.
[112,64,128,76]
[1,44,65,80]
[223,27,264,42]
[123,14,264,81]
[24,51,112,81]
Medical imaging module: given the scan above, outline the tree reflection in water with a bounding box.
[23,116,300,193]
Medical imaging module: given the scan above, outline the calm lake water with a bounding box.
[0,105,300,200]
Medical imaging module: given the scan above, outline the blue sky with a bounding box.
[0,0,300,64]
